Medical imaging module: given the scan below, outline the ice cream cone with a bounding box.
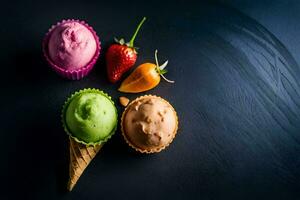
[68,137,102,191]
[62,89,118,191]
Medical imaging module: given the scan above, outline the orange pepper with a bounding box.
[118,50,174,93]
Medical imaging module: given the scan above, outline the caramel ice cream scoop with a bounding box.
[121,95,178,153]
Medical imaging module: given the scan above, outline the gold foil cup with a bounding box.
[121,95,179,154]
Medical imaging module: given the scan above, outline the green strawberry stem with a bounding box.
[155,50,175,83]
[129,17,146,48]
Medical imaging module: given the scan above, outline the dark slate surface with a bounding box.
[1,0,299,199]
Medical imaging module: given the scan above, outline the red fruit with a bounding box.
[106,44,137,83]
[106,17,146,83]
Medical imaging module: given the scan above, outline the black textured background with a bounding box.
[1,0,300,199]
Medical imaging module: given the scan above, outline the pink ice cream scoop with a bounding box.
[48,21,97,70]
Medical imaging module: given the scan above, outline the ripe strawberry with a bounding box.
[106,17,146,83]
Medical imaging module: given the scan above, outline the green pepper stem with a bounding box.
[129,17,146,47]
[154,50,174,83]
[155,49,160,72]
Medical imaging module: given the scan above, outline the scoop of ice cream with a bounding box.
[123,96,177,151]
[65,91,117,143]
[48,22,97,70]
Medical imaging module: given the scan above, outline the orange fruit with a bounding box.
[118,50,174,93]
[118,63,160,93]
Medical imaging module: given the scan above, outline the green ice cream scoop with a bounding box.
[63,89,118,145]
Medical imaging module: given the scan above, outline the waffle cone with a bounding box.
[68,137,102,191]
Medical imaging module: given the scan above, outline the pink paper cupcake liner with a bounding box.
[42,19,101,80]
